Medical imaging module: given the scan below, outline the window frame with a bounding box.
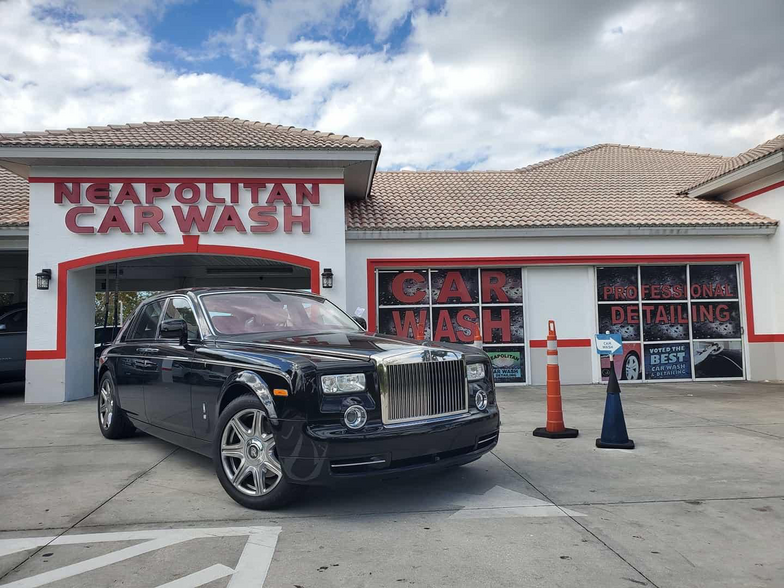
[594,262,746,383]
[375,266,528,385]
[158,296,203,343]
[126,299,166,342]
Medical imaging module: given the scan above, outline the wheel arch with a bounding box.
[218,370,279,421]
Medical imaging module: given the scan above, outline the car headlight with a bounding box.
[321,373,366,394]
[467,363,486,381]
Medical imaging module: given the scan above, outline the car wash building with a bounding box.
[0,118,782,403]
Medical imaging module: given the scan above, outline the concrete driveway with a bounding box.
[0,380,782,587]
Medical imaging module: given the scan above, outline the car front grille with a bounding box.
[381,357,468,425]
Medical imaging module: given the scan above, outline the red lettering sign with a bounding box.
[65,206,95,233]
[437,271,472,304]
[85,183,110,204]
[134,207,164,233]
[391,272,427,304]
[54,182,81,204]
[284,206,310,233]
[58,181,321,235]
[481,271,508,303]
[392,309,428,339]
[249,206,278,233]
[482,308,511,342]
[173,206,216,233]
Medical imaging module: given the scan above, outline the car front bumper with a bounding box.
[275,405,500,486]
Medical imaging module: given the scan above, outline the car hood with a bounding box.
[213,330,487,362]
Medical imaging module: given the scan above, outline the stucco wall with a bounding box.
[721,169,784,380]
[25,165,347,402]
[346,231,782,383]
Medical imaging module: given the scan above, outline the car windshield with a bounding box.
[199,291,361,335]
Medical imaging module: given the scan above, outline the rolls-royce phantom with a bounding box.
[97,288,500,509]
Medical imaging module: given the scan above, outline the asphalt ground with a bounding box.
[0,379,782,587]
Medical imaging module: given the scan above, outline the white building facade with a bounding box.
[0,119,781,402]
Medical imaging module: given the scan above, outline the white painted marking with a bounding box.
[0,538,56,559]
[228,528,280,588]
[450,505,581,519]
[156,564,235,588]
[446,485,586,520]
[0,526,281,588]
[3,537,185,588]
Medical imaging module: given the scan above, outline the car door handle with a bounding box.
[137,347,159,354]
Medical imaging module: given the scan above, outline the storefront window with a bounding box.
[376,267,526,383]
[596,264,744,382]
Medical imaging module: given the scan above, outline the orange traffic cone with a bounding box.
[415,322,426,341]
[533,320,579,439]
[473,322,483,348]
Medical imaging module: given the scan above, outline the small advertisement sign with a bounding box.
[644,343,692,380]
[485,346,525,384]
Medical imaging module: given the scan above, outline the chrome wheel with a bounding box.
[220,408,282,497]
[99,378,114,429]
[624,354,640,380]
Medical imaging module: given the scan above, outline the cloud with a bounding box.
[0,0,782,172]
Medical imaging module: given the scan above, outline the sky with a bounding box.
[0,0,782,170]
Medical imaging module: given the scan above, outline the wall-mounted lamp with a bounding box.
[36,269,52,290]
[321,268,334,289]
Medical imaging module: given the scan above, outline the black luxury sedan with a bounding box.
[97,288,500,509]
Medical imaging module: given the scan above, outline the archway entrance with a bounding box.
[93,254,314,385]
[25,239,322,403]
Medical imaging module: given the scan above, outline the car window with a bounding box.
[128,300,164,340]
[0,309,26,333]
[200,292,361,335]
[162,297,200,339]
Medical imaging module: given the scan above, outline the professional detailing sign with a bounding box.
[53,181,321,235]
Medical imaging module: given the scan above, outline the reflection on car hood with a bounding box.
[214,330,482,362]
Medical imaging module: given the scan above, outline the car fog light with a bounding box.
[475,390,488,411]
[344,405,368,430]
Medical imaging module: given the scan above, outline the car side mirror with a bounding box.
[0,324,6,331]
[353,316,367,330]
[160,318,188,345]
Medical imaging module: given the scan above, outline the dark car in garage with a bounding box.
[0,303,26,382]
[96,288,500,509]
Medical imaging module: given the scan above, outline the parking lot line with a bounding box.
[155,563,235,587]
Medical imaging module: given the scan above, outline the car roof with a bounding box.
[144,287,325,304]
[0,302,26,316]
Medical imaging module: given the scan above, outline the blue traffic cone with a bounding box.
[596,360,634,449]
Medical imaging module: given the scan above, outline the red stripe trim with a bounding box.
[27,235,321,360]
[28,177,344,184]
[366,254,782,344]
[729,180,784,204]
[531,338,592,348]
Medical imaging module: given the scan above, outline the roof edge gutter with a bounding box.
[346,225,778,240]
[683,152,784,198]
[0,146,378,164]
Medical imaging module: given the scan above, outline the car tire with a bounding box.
[213,393,301,510]
[97,371,136,439]
[622,351,641,381]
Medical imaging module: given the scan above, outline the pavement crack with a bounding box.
[0,446,179,584]
[490,451,661,588]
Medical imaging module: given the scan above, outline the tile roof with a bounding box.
[0,167,28,227]
[0,117,381,150]
[347,144,777,231]
[683,134,784,193]
[0,142,777,231]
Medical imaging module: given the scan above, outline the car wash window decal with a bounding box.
[596,264,744,382]
[376,267,526,384]
[689,264,744,379]
[597,266,644,382]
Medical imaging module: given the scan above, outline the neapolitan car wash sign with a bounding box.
[53,181,322,235]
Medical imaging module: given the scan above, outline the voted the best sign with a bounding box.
[595,333,623,355]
